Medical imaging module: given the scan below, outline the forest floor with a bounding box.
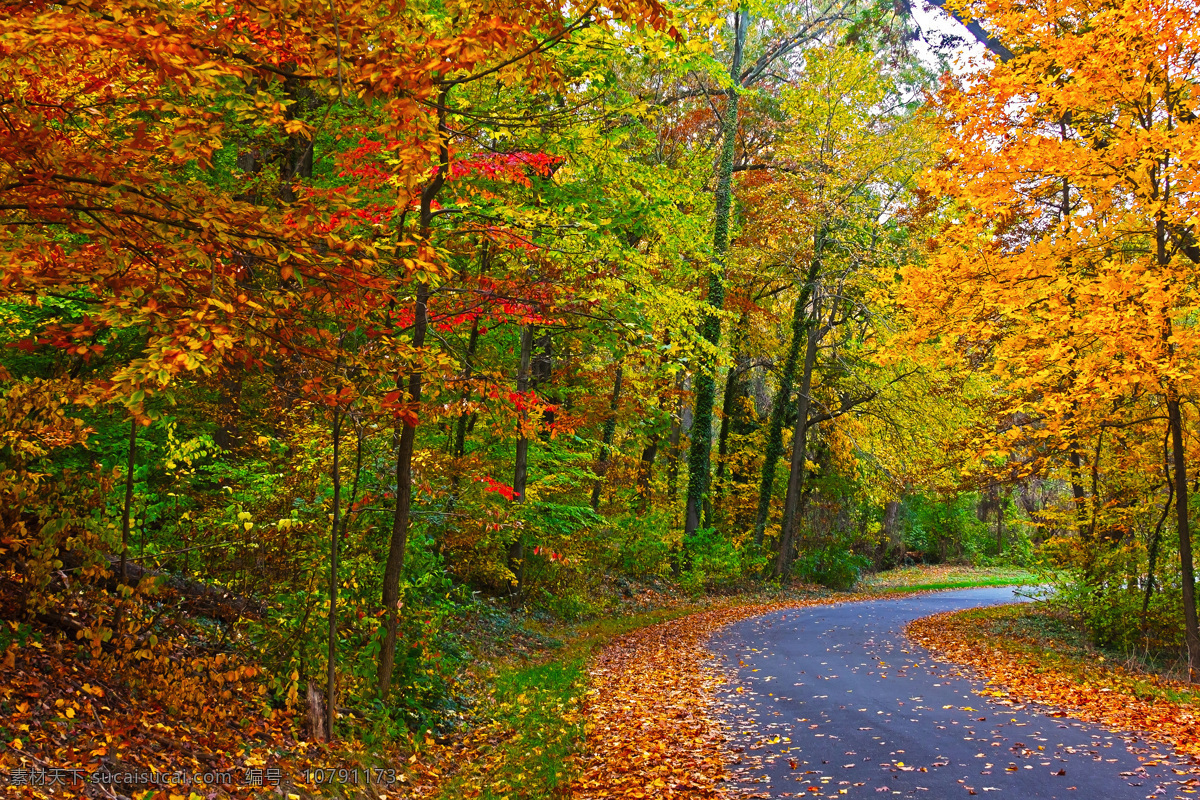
[0,566,1036,800]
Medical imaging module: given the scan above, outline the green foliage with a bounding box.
[901,493,1013,564]
[520,502,603,617]
[1043,541,1184,655]
[794,542,869,590]
[679,526,766,595]
[603,509,676,579]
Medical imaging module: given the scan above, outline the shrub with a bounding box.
[794,543,869,590]
[679,526,764,595]
[603,509,675,579]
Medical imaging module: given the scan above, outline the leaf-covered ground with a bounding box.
[569,603,794,799]
[907,604,1200,759]
[0,631,445,799]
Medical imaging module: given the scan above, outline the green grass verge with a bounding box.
[860,565,1040,593]
[868,576,1039,593]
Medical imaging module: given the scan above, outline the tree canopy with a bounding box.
[4,0,1200,792]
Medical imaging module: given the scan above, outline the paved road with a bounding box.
[709,587,1197,799]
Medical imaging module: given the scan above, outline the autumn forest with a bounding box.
[3,0,1200,796]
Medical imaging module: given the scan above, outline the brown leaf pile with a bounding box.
[906,606,1200,758]
[0,632,449,799]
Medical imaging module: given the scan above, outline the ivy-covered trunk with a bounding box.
[754,233,824,548]
[713,315,749,515]
[684,9,746,540]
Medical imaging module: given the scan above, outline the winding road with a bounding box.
[709,587,1197,799]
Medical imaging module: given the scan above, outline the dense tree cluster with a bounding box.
[2,0,1199,760]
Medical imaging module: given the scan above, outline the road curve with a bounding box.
[709,587,1196,799]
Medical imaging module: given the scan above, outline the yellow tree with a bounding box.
[908,0,1200,675]
[734,41,931,574]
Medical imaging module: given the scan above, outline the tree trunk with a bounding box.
[637,434,659,514]
[591,362,624,511]
[448,315,481,502]
[377,283,428,695]
[120,417,138,584]
[754,238,824,548]
[508,325,535,596]
[714,314,750,512]
[279,66,314,202]
[214,366,244,450]
[447,242,489,510]
[1068,449,1089,539]
[883,500,902,563]
[684,11,746,540]
[996,494,1004,555]
[773,319,820,579]
[325,404,342,742]
[55,549,265,621]
[1144,427,1174,625]
[1142,458,1172,624]
[378,92,449,695]
[666,374,684,502]
[713,360,739,498]
[1168,396,1200,680]
[306,681,326,742]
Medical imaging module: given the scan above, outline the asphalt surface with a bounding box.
[709,587,1198,799]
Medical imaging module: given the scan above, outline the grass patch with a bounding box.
[861,564,1039,593]
[432,658,587,799]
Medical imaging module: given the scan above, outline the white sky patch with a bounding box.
[910,1,994,75]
